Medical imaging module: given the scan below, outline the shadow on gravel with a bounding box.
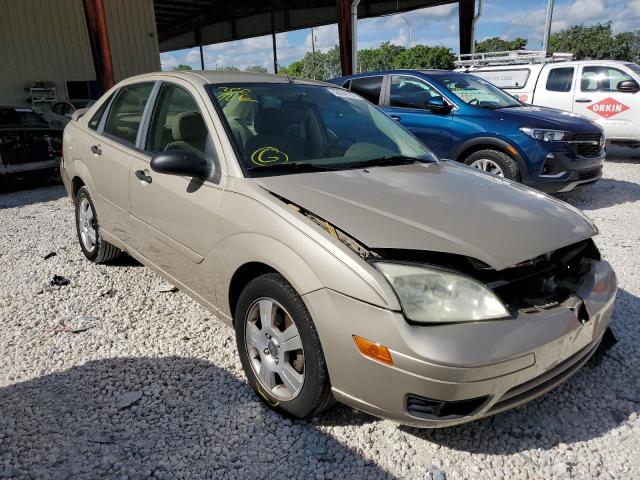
[605,146,640,162]
[403,289,640,455]
[0,184,66,209]
[558,177,640,210]
[107,254,142,268]
[0,357,390,479]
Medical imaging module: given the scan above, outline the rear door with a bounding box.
[86,82,154,244]
[572,64,639,140]
[533,65,576,112]
[129,80,224,295]
[380,74,453,157]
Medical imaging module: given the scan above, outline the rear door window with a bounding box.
[103,83,154,144]
[88,95,113,131]
[546,67,574,92]
[349,76,383,104]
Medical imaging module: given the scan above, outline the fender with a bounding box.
[450,136,527,173]
[212,232,394,320]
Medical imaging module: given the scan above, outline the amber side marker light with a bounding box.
[353,335,393,366]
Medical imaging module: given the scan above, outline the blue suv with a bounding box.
[330,70,605,193]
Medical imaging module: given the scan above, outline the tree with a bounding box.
[549,23,615,60]
[475,37,527,53]
[394,45,455,70]
[245,65,268,74]
[172,64,192,71]
[358,42,405,72]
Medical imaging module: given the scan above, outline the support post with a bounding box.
[458,0,475,55]
[82,0,115,93]
[271,10,278,74]
[336,0,354,76]
[195,28,205,70]
[542,0,554,52]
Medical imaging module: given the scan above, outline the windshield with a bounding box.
[625,63,640,75]
[207,83,436,176]
[0,108,50,128]
[437,74,522,110]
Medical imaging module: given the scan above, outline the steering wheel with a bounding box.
[468,98,480,105]
[319,137,356,157]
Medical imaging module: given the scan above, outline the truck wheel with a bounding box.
[235,272,334,418]
[464,149,520,181]
[75,186,121,263]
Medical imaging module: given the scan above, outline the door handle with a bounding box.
[90,145,102,155]
[135,170,152,184]
[575,98,592,103]
[390,115,401,121]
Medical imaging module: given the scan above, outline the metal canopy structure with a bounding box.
[82,0,476,93]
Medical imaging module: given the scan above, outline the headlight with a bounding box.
[520,127,568,142]
[373,262,510,323]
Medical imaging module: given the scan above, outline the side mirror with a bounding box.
[150,150,210,179]
[425,96,453,115]
[617,80,640,93]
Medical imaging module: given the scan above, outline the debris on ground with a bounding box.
[43,251,57,260]
[116,391,143,410]
[48,315,99,334]
[50,274,70,287]
[154,283,178,293]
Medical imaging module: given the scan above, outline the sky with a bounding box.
[160,0,640,72]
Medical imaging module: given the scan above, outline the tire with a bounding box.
[463,149,520,181]
[74,186,121,263]
[235,273,334,418]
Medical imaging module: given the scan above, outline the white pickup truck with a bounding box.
[457,54,640,146]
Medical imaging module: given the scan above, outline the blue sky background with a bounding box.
[160,0,640,72]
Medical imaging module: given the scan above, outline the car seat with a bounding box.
[164,111,207,157]
[244,108,307,163]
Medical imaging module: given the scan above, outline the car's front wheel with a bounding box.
[464,149,520,180]
[235,273,334,418]
[74,186,121,263]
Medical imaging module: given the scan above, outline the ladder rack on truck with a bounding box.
[455,50,573,69]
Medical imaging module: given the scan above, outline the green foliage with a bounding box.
[172,64,193,71]
[475,37,527,53]
[549,22,640,62]
[393,45,455,70]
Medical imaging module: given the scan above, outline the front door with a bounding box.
[86,82,154,245]
[129,80,224,298]
[380,75,453,157]
[573,65,639,140]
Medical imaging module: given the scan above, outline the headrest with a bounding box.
[581,78,592,91]
[254,108,288,135]
[172,111,206,142]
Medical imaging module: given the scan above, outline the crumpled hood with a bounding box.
[256,161,597,270]
[494,106,601,132]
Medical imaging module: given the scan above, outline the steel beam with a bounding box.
[82,0,115,93]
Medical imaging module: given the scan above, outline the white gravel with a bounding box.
[1,149,639,479]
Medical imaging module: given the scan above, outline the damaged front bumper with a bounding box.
[304,259,616,428]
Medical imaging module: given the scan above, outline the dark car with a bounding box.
[0,106,62,190]
[330,70,605,193]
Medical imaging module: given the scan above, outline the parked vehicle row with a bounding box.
[331,70,606,193]
[458,55,640,146]
[0,106,62,189]
[60,71,617,428]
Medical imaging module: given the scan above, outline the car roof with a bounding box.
[123,70,336,88]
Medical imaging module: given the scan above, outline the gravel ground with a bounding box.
[1,149,639,480]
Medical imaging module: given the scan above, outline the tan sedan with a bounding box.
[61,72,616,427]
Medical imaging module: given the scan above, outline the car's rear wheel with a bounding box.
[75,186,121,263]
[464,149,519,181]
[234,273,334,418]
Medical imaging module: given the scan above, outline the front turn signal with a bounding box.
[353,335,393,366]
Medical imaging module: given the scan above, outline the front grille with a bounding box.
[569,133,603,158]
[577,165,603,180]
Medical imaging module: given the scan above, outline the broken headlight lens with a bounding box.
[373,262,510,323]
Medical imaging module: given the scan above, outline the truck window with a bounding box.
[473,69,530,89]
[581,66,633,92]
[546,67,574,92]
[349,76,383,104]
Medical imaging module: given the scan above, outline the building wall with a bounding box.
[0,0,160,107]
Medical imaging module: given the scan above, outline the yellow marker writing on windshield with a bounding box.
[251,147,289,166]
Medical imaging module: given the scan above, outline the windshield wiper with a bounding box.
[246,162,335,174]
[354,155,428,168]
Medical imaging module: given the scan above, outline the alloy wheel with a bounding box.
[78,197,97,252]
[470,158,505,177]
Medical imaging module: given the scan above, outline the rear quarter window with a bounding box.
[349,76,383,104]
[545,67,575,92]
